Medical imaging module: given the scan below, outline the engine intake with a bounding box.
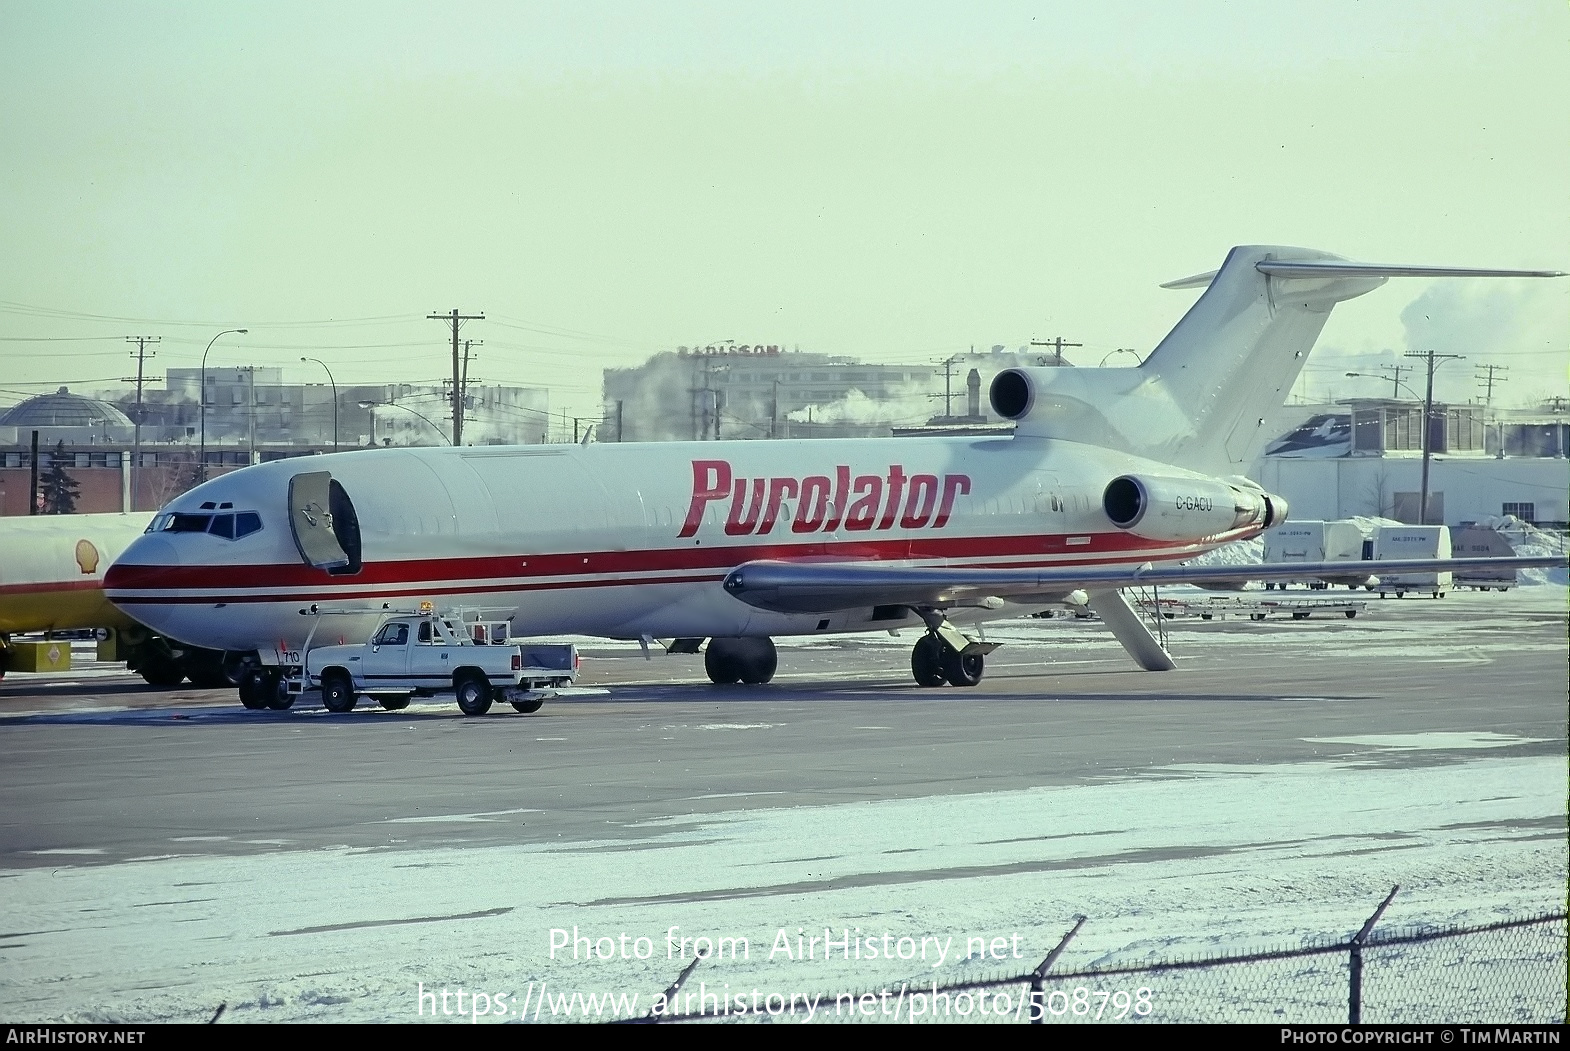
[1102,474,1285,541]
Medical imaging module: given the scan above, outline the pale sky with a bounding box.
[2,1,1566,427]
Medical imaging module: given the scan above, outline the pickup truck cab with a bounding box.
[288,608,578,716]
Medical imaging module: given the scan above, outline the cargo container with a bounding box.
[1374,525,1452,597]
[1261,520,1371,590]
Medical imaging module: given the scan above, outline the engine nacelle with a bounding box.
[1102,474,1287,541]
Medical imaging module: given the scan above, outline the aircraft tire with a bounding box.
[455,673,493,716]
[321,671,357,713]
[910,636,947,688]
[139,655,186,689]
[184,651,232,689]
[737,638,777,685]
[379,695,412,711]
[512,699,544,714]
[703,642,742,685]
[940,647,984,688]
[238,671,267,710]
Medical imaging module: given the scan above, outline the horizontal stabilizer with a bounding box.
[1255,260,1568,280]
[1163,259,1566,291]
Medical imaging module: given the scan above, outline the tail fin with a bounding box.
[991,246,1564,471]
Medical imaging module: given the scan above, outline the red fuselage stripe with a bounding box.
[103,529,1205,594]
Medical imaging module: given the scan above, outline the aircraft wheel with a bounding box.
[455,673,492,716]
[184,650,231,689]
[737,638,777,684]
[941,647,984,687]
[910,636,947,687]
[139,655,186,688]
[238,671,267,710]
[704,642,741,685]
[321,671,357,713]
[512,699,544,714]
[1345,611,1357,619]
[261,671,293,710]
[379,695,411,711]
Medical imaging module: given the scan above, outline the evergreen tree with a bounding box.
[41,441,80,514]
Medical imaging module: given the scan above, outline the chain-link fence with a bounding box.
[630,892,1565,1024]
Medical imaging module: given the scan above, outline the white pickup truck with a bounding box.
[283,608,579,716]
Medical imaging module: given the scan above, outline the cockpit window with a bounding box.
[149,510,263,540]
[165,513,213,533]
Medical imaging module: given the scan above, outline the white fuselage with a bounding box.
[104,435,1260,654]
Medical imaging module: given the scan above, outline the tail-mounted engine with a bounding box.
[1102,474,1288,541]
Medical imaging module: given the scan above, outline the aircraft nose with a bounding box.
[132,535,181,566]
[103,534,180,591]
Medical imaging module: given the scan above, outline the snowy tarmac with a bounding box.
[0,587,1564,1023]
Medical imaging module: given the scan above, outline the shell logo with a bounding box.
[75,539,100,575]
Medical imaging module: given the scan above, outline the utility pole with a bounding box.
[1375,363,1414,400]
[934,354,964,416]
[124,336,160,511]
[429,309,484,445]
[1031,337,1082,366]
[241,366,257,464]
[1474,363,1509,404]
[1405,347,1465,525]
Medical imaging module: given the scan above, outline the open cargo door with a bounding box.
[288,471,362,573]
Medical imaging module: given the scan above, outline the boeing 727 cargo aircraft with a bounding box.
[103,246,1564,706]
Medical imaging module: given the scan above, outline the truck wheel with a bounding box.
[379,695,411,711]
[455,673,492,716]
[321,671,357,713]
[512,699,544,714]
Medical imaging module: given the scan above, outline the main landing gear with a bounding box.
[704,637,778,685]
[909,611,996,688]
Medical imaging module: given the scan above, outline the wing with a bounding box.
[722,555,1563,614]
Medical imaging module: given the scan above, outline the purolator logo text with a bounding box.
[680,460,972,538]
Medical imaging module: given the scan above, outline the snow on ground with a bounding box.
[1,742,1562,1023]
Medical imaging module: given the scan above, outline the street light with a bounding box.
[300,357,339,450]
[1344,371,1420,401]
[197,328,248,479]
[1100,348,1143,366]
[356,400,452,446]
